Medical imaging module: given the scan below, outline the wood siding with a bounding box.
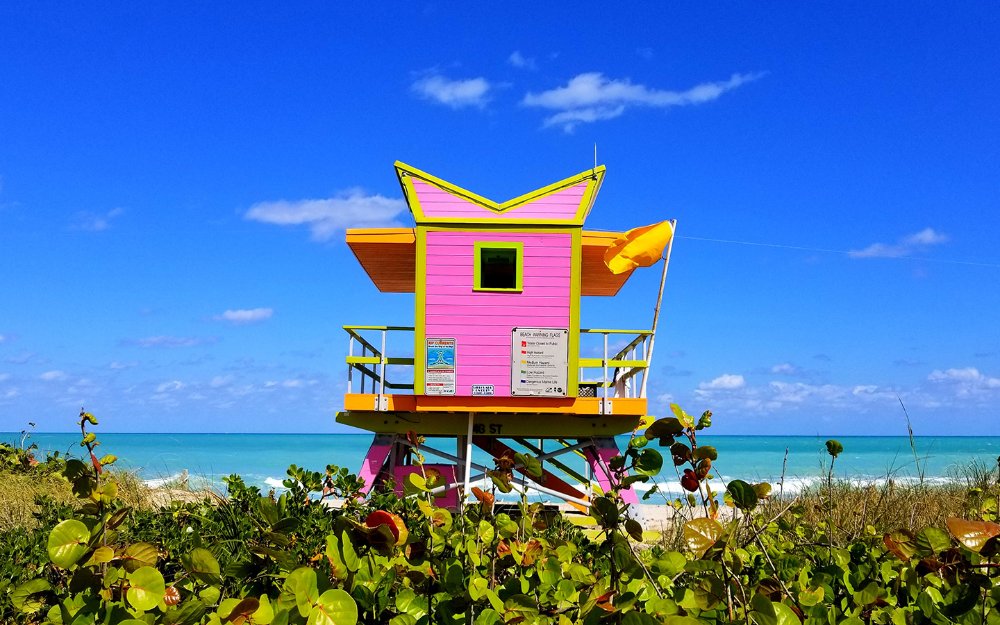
[413,179,586,220]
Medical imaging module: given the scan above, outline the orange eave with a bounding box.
[346,228,634,296]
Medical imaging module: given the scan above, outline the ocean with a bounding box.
[8,432,999,502]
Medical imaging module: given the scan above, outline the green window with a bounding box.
[474,241,523,292]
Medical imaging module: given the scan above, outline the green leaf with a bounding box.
[670,403,695,428]
[726,480,759,511]
[404,472,429,494]
[285,567,319,618]
[645,416,684,441]
[469,576,489,601]
[478,520,495,543]
[634,449,663,476]
[514,452,543,479]
[590,496,619,526]
[771,601,800,625]
[123,542,158,572]
[182,547,221,584]
[504,594,538,614]
[825,439,843,458]
[915,527,951,556]
[47,519,90,569]
[625,518,644,541]
[253,593,275,625]
[683,518,724,557]
[308,589,358,625]
[339,530,360,572]
[11,578,51,613]
[126,566,166,612]
[395,588,428,620]
[798,586,824,607]
[753,482,772,499]
[692,446,717,461]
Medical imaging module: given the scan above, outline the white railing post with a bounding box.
[379,329,387,398]
[347,334,354,394]
[602,332,608,399]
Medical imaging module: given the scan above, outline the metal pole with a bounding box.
[464,412,474,506]
[640,219,676,399]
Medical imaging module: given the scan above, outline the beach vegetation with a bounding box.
[2,408,999,624]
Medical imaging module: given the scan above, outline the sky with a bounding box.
[1,3,998,436]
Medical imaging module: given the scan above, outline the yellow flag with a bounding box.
[603,220,674,275]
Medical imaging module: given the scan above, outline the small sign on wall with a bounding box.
[425,338,456,395]
[511,328,569,397]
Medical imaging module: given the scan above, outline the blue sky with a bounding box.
[1,3,998,435]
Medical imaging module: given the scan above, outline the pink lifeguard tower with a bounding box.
[339,161,675,510]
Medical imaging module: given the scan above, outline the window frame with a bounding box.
[473,241,524,293]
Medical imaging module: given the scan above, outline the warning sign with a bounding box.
[425,338,456,395]
[511,328,569,397]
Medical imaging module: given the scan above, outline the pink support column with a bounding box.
[357,435,393,494]
[584,437,639,505]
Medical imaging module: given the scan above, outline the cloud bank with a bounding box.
[523,71,765,132]
[849,228,949,259]
[411,73,492,109]
[245,189,407,242]
[214,308,273,324]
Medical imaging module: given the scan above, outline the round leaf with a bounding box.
[691,446,717,461]
[634,449,663,477]
[683,518,724,557]
[726,480,759,511]
[946,517,1000,553]
[123,542,158,572]
[126,566,165,612]
[11,578,51,613]
[183,547,220,583]
[47,519,90,569]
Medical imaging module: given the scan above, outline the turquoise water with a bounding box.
[8,432,999,501]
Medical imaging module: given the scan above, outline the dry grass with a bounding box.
[0,470,153,531]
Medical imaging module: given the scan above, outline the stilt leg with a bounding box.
[583,437,639,505]
[358,434,394,495]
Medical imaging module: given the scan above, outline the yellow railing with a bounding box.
[343,325,652,399]
[344,325,415,395]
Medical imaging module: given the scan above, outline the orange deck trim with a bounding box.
[346,228,634,296]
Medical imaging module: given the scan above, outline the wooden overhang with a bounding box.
[346,228,635,296]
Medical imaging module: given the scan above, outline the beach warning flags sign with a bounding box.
[603,220,675,275]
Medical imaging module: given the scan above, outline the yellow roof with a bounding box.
[346,228,635,296]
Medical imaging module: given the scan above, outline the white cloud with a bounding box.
[245,189,407,242]
[0,373,10,382]
[927,367,1000,397]
[770,363,800,375]
[698,373,745,390]
[214,308,273,324]
[411,73,492,109]
[108,361,138,370]
[848,228,949,259]
[523,71,765,132]
[39,370,67,381]
[507,51,537,70]
[156,380,185,393]
[73,207,124,232]
[0,334,7,343]
[125,336,213,348]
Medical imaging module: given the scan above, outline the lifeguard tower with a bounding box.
[339,162,675,510]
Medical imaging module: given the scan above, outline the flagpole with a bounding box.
[640,219,676,399]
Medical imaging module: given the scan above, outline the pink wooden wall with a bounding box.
[424,231,572,396]
[412,179,586,220]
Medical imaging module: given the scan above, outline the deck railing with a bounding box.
[343,325,652,399]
